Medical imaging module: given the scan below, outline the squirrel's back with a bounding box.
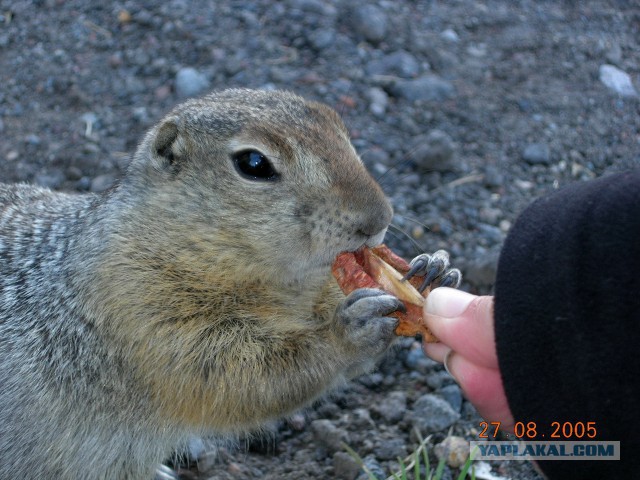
[0,183,185,479]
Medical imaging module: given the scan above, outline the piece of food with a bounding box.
[332,245,437,342]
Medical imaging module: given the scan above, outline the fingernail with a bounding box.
[425,287,475,318]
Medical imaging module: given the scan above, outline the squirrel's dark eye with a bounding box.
[232,150,279,181]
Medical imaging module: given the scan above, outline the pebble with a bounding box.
[364,87,389,117]
[404,342,438,373]
[371,390,407,423]
[350,5,387,44]
[389,75,455,102]
[307,28,335,50]
[434,436,469,468]
[437,384,463,412]
[34,171,64,189]
[350,408,375,430]
[65,166,83,181]
[75,177,92,191]
[358,372,383,388]
[440,28,459,43]
[409,130,456,172]
[410,393,461,434]
[333,451,361,480]
[360,146,390,166]
[311,419,349,453]
[355,456,386,480]
[175,67,210,98]
[365,50,420,78]
[425,370,455,390]
[483,165,504,188]
[186,436,207,460]
[599,64,638,97]
[288,413,307,431]
[463,251,499,287]
[522,142,551,165]
[90,174,117,193]
[25,134,41,146]
[373,437,406,461]
[477,223,504,244]
[479,207,502,225]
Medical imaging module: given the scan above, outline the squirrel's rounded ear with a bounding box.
[152,117,180,170]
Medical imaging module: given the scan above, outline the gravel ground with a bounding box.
[1,1,638,479]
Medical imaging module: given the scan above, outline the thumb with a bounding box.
[423,288,497,370]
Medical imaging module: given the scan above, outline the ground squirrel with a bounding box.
[0,89,456,479]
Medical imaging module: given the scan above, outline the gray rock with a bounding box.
[360,146,390,166]
[390,75,455,102]
[404,343,438,373]
[350,408,375,430]
[434,436,469,468]
[374,437,406,461]
[425,370,455,390]
[75,177,92,191]
[34,171,65,189]
[463,251,499,288]
[410,393,460,434]
[289,0,337,17]
[333,451,361,480]
[599,64,638,97]
[355,456,386,480]
[358,372,383,388]
[372,391,407,423]
[437,384,463,412]
[311,419,349,453]
[522,142,551,165]
[477,223,504,243]
[365,50,420,78]
[308,28,335,50]
[483,165,504,188]
[350,5,387,44]
[410,130,456,172]
[186,436,207,460]
[365,87,389,117]
[440,28,459,43]
[175,67,210,98]
[90,174,117,193]
[25,134,41,146]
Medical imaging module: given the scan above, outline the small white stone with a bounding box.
[599,64,638,97]
[440,28,459,42]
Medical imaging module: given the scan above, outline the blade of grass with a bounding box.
[342,442,380,480]
[456,456,474,480]
[433,455,446,480]
[396,456,408,480]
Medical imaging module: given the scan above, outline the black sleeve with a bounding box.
[494,169,640,478]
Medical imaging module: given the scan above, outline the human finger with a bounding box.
[424,288,498,369]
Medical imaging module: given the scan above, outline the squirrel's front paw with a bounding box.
[405,250,462,293]
[335,288,402,357]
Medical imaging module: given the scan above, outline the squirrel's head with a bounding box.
[123,89,393,283]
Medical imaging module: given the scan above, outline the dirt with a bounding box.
[1,1,638,479]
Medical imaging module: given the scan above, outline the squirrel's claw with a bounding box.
[403,250,460,293]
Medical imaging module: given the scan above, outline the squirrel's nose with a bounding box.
[357,198,393,245]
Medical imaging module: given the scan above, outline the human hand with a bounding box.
[422,288,515,432]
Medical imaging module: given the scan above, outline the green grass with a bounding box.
[343,433,476,480]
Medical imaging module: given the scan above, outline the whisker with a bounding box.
[392,212,432,233]
[387,223,425,256]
